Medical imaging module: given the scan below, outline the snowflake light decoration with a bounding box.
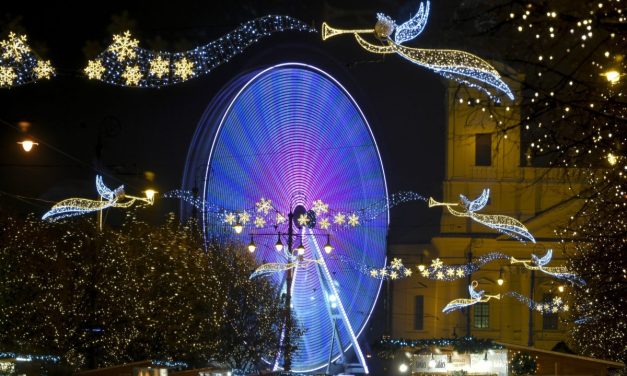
[255,198,273,215]
[0,31,55,88]
[312,199,329,215]
[347,213,360,227]
[1,32,30,61]
[224,212,236,225]
[333,213,346,225]
[84,16,314,88]
[121,65,142,85]
[0,66,16,87]
[149,56,169,78]
[174,57,194,80]
[254,216,266,228]
[33,60,54,79]
[108,31,139,62]
[85,60,106,80]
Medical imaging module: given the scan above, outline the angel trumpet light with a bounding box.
[321,23,373,40]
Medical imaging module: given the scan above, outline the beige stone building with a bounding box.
[389,79,584,350]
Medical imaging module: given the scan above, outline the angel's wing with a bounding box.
[468,284,484,300]
[470,212,536,243]
[96,175,115,201]
[42,198,114,221]
[390,43,514,101]
[394,1,430,45]
[534,249,553,266]
[461,188,490,212]
[250,262,297,279]
[442,298,478,313]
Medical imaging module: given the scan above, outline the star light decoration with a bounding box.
[0,32,55,88]
[84,16,314,88]
[321,1,514,101]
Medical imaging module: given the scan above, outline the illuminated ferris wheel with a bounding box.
[183,63,388,373]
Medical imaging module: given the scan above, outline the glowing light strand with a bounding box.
[321,1,514,101]
[510,249,585,286]
[42,175,154,222]
[0,32,55,88]
[429,188,536,243]
[85,16,315,87]
[504,292,569,314]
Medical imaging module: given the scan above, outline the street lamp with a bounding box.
[323,234,333,254]
[275,233,284,252]
[497,267,504,286]
[233,221,243,234]
[17,140,38,152]
[247,236,256,253]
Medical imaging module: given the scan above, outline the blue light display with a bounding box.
[183,63,388,373]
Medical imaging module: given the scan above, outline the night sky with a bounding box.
[0,1,467,243]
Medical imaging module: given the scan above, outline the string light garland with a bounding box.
[442,280,501,313]
[42,175,154,221]
[0,352,60,363]
[321,1,514,101]
[504,292,569,314]
[250,257,324,279]
[0,32,54,88]
[375,336,503,356]
[510,249,585,286]
[84,16,314,88]
[429,189,536,243]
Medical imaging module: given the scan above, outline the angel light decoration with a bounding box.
[322,1,514,101]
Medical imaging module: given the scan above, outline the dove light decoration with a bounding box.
[510,249,585,286]
[42,175,154,221]
[322,1,514,102]
[429,188,536,243]
[442,281,501,313]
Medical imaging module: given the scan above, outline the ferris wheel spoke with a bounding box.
[307,228,369,374]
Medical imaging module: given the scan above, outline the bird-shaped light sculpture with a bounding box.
[429,188,535,243]
[322,1,514,101]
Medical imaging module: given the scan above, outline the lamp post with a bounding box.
[233,203,334,373]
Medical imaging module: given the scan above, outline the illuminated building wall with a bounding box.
[390,72,585,351]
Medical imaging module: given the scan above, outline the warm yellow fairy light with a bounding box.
[174,57,194,80]
[602,70,621,84]
[149,56,169,79]
[122,65,142,86]
[607,153,618,165]
[84,60,106,80]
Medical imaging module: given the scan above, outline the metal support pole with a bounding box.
[528,270,535,347]
[284,211,294,372]
[466,248,472,336]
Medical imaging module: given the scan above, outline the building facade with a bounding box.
[389,78,584,351]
